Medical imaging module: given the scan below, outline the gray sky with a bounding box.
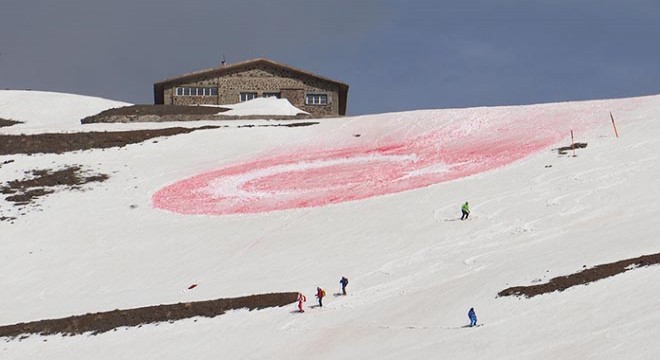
[2,0,659,115]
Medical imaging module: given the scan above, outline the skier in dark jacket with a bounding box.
[468,307,477,327]
[340,276,349,295]
[461,201,470,220]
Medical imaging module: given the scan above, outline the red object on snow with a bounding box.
[152,126,568,216]
[297,293,306,312]
[188,284,198,290]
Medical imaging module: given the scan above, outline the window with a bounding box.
[262,92,281,98]
[175,87,218,96]
[305,93,328,105]
[240,92,258,102]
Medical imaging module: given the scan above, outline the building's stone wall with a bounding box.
[281,89,305,108]
[162,64,340,116]
[170,95,218,106]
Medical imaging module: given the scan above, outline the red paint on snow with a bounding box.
[152,99,643,215]
[153,130,558,215]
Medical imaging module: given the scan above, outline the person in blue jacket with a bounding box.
[340,276,349,295]
[468,307,477,327]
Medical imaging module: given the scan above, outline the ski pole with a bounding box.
[571,130,576,157]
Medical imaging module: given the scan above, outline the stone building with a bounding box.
[153,58,349,116]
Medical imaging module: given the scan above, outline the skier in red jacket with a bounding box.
[297,293,307,313]
[316,287,326,307]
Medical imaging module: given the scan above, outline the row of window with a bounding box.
[175,87,329,105]
[239,92,281,102]
[176,87,218,96]
[240,93,329,105]
[306,94,328,105]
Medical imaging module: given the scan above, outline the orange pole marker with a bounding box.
[610,112,619,138]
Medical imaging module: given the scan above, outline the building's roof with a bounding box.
[154,58,349,114]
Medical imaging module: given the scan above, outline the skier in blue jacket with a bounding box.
[468,307,477,327]
[340,276,349,295]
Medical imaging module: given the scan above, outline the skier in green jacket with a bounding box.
[461,201,470,220]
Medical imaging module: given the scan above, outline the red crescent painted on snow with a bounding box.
[152,99,647,215]
[152,129,560,215]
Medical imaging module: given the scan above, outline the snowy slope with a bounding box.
[219,97,309,116]
[1,91,659,359]
[0,90,130,133]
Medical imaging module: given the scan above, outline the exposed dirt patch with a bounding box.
[5,188,54,205]
[0,126,218,155]
[498,252,660,298]
[81,104,314,123]
[1,166,108,207]
[236,121,318,128]
[0,118,22,128]
[0,292,298,339]
[555,142,588,155]
[86,104,222,118]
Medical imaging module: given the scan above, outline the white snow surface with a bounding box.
[0,90,130,133]
[1,91,660,359]
[219,97,309,116]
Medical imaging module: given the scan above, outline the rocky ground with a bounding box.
[498,252,660,298]
[0,123,317,156]
[0,166,108,206]
[556,142,588,155]
[0,118,22,127]
[0,126,219,155]
[0,165,108,222]
[0,292,298,339]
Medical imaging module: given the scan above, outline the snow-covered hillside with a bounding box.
[0,90,130,133]
[1,91,659,359]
